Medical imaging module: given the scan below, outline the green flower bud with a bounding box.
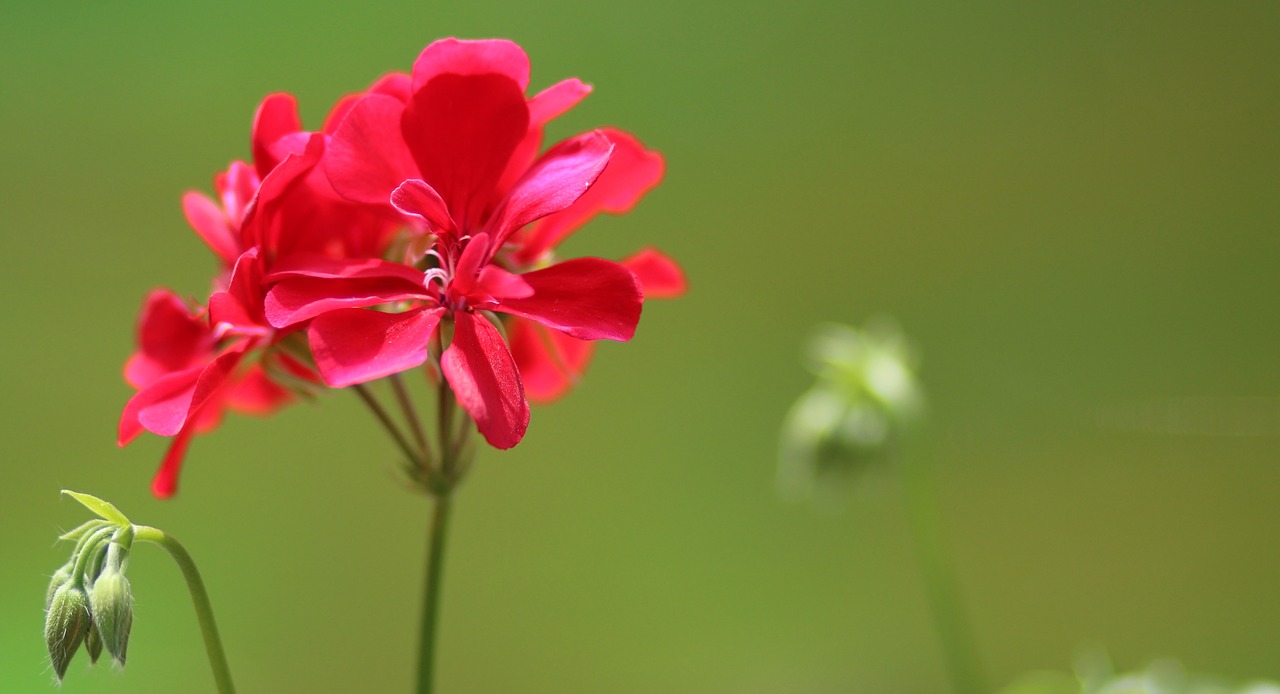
[45,582,90,682]
[89,565,133,666]
[45,562,74,611]
[84,620,103,665]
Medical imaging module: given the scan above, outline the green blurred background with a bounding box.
[3,2,1279,692]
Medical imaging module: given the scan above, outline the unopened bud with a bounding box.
[89,564,133,666]
[85,621,103,664]
[45,582,90,682]
[45,563,74,611]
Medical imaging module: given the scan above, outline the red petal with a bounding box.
[412,38,531,93]
[125,290,213,388]
[217,161,259,227]
[493,80,592,199]
[150,425,196,499]
[135,289,211,367]
[265,276,429,328]
[136,351,242,437]
[240,134,324,252]
[322,93,361,134]
[448,233,492,299]
[224,366,291,414]
[442,312,529,449]
[182,192,238,265]
[485,131,613,246]
[120,366,199,445]
[309,307,444,387]
[402,72,529,230]
[124,354,165,392]
[252,93,302,178]
[516,128,664,261]
[509,318,596,403]
[451,235,533,306]
[496,258,642,341]
[529,78,592,126]
[265,256,430,326]
[268,255,427,283]
[209,249,267,331]
[390,179,456,233]
[273,349,322,384]
[494,129,542,201]
[369,71,412,101]
[476,265,533,301]
[325,94,419,205]
[621,247,687,299]
[191,399,226,434]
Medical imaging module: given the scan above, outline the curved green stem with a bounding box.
[134,525,236,694]
[70,526,116,585]
[899,423,985,694]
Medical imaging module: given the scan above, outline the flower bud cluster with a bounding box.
[45,522,135,682]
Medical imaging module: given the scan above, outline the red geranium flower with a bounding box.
[122,37,683,485]
[262,38,664,449]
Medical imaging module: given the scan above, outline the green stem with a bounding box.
[133,525,236,694]
[899,424,984,694]
[437,377,455,479]
[353,383,424,469]
[70,526,115,585]
[391,374,434,472]
[416,348,468,694]
[416,494,452,694]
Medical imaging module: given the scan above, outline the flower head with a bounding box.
[120,37,682,489]
[264,38,683,448]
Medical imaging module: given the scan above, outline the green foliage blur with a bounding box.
[2,2,1278,692]
[999,653,1280,694]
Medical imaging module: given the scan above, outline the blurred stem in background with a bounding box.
[779,321,985,694]
[898,418,985,694]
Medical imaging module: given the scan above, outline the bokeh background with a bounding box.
[3,2,1279,692]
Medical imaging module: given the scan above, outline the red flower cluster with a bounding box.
[119,38,684,497]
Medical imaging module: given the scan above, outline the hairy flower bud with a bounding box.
[84,621,104,665]
[45,563,73,611]
[89,564,133,666]
[45,582,90,682]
